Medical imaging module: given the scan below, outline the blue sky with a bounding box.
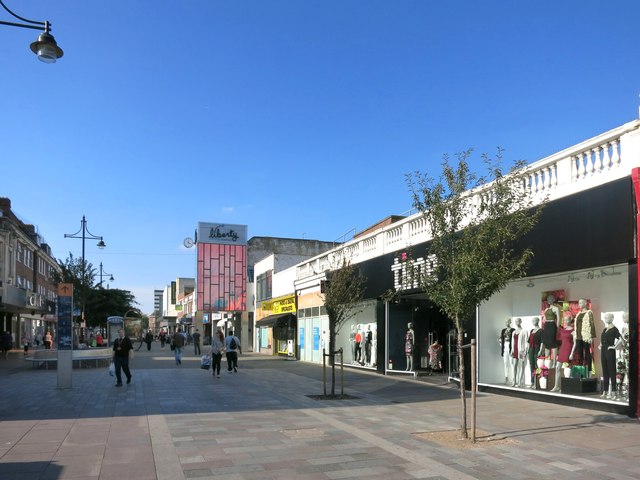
[2,1,639,314]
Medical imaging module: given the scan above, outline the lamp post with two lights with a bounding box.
[97,262,115,288]
[64,216,106,342]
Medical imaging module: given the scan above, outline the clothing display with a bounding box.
[556,327,575,363]
[541,310,558,348]
[601,325,621,393]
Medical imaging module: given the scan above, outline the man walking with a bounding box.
[193,328,201,355]
[173,328,185,365]
[224,330,242,373]
[112,329,133,387]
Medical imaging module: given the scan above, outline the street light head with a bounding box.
[30,31,63,63]
[96,239,106,249]
[109,275,114,282]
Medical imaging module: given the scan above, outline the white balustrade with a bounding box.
[296,120,640,281]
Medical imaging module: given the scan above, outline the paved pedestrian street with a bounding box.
[0,348,638,479]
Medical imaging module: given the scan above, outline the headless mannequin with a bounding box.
[550,315,576,392]
[574,298,596,376]
[405,323,415,371]
[528,317,542,389]
[511,318,528,387]
[498,318,515,384]
[599,313,621,399]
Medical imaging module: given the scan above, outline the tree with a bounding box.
[321,258,366,397]
[53,253,140,334]
[406,148,544,438]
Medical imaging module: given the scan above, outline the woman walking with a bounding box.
[208,330,225,378]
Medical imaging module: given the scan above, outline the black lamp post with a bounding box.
[0,0,63,62]
[64,216,106,331]
[97,262,115,288]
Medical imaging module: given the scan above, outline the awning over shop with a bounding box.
[255,313,295,328]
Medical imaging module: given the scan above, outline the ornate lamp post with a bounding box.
[97,262,115,288]
[64,216,106,336]
[0,0,63,62]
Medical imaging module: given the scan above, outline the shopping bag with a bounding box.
[108,362,115,377]
[200,355,211,370]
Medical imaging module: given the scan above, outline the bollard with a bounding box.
[322,348,326,397]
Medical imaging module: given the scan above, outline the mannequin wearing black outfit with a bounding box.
[600,313,620,399]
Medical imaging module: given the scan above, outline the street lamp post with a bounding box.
[0,0,63,62]
[64,216,106,338]
[97,262,115,288]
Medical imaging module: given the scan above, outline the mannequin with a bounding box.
[370,327,377,368]
[528,317,543,389]
[616,312,630,398]
[574,299,596,376]
[428,340,443,372]
[511,318,528,387]
[498,318,515,384]
[405,323,415,371]
[599,313,621,399]
[354,327,362,364]
[364,325,373,366]
[349,325,357,364]
[550,315,576,392]
[541,294,561,364]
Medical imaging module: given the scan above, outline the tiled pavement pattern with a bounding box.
[0,349,638,479]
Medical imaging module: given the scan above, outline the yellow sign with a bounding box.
[272,295,296,314]
[58,283,73,297]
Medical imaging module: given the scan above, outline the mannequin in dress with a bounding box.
[511,318,528,387]
[528,317,543,389]
[428,340,444,371]
[599,313,621,399]
[551,315,576,392]
[498,318,515,384]
[364,325,373,366]
[541,294,561,364]
[354,327,363,364]
[574,298,596,376]
[405,323,415,371]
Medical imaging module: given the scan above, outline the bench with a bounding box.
[25,348,113,369]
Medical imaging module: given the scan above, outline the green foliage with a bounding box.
[321,257,366,396]
[407,148,544,327]
[53,253,139,329]
[406,148,545,438]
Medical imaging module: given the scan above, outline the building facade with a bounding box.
[293,119,640,416]
[0,198,60,349]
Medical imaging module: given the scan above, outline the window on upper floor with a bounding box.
[256,270,273,302]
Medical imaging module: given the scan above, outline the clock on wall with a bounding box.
[183,237,194,248]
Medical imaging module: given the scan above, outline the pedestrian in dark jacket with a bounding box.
[112,329,133,386]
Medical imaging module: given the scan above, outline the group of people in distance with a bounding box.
[499,294,629,400]
[110,327,243,387]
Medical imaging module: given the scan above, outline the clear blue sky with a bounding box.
[2,1,639,314]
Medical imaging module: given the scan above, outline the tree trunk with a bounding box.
[456,317,468,439]
[329,334,336,397]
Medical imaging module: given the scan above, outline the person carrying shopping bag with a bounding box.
[208,330,225,378]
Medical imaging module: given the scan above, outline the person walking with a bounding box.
[159,330,167,349]
[21,333,31,355]
[44,331,52,350]
[224,330,242,373]
[112,329,133,387]
[144,331,154,351]
[173,328,185,365]
[208,330,225,378]
[193,328,201,355]
[135,333,145,352]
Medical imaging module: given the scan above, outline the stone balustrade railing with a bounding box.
[296,120,640,281]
